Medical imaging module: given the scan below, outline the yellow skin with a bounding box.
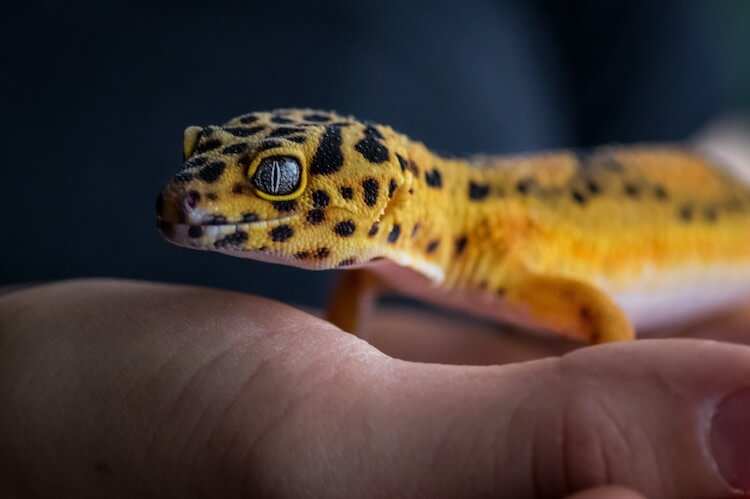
[157,109,750,344]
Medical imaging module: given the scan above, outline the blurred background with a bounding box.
[2,0,749,308]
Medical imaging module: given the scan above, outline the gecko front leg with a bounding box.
[325,269,385,337]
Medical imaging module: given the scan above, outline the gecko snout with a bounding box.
[155,186,205,225]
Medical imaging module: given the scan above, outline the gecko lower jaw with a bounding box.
[157,215,299,249]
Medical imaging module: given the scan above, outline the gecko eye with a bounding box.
[251,156,301,196]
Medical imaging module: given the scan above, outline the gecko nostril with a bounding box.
[184,190,201,210]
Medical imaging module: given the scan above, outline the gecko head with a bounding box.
[156,109,408,269]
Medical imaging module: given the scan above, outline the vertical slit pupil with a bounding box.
[252,156,302,196]
[272,162,280,193]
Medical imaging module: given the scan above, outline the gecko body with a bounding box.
[157,109,750,343]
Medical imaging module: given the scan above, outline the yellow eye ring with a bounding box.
[246,148,307,201]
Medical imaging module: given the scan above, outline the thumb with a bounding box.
[362,339,750,498]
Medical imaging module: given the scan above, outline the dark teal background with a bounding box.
[2,1,747,306]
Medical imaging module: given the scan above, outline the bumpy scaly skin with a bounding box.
[157,109,750,343]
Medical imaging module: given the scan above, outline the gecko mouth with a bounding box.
[157,215,299,250]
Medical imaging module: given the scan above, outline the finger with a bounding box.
[0,279,365,498]
[3,280,750,498]
[376,339,750,498]
[564,486,647,499]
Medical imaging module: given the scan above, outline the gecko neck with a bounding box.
[378,139,509,286]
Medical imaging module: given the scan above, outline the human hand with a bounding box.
[2,279,750,498]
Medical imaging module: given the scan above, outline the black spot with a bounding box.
[286,135,306,143]
[426,240,440,253]
[704,206,718,222]
[242,212,259,222]
[238,154,253,168]
[497,287,507,296]
[195,138,222,154]
[362,178,380,207]
[306,209,325,224]
[396,153,407,171]
[338,258,356,267]
[455,235,468,255]
[315,247,330,258]
[270,225,294,242]
[679,204,694,222]
[355,126,390,163]
[312,190,330,208]
[653,185,669,200]
[269,126,303,138]
[304,113,331,122]
[173,172,193,183]
[571,190,587,205]
[469,181,490,200]
[233,183,248,195]
[198,162,226,183]
[206,193,218,201]
[368,224,379,237]
[340,186,354,200]
[333,220,357,237]
[310,126,344,175]
[257,141,283,152]
[585,180,601,195]
[334,220,356,237]
[406,160,420,175]
[726,197,744,212]
[214,231,248,248]
[206,215,227,225]
[362,123,384,138]
[271,116,294,124]
[183,156,208,169]
[425,168,442,188]
[272,200,297,212]
[600,158,624,172]
[516,178,535,195]
[624,183,640,198]
[388,179,398,198]
[222,143,248,155]
[411,223,420,238]
[188,225,203,238]
[223,126,264,137]
[579,306,592,320]
[387,224,401,243]
[239,114,258,124]
[295,251,310,259]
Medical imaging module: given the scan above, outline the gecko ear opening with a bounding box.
[183,126,204,161]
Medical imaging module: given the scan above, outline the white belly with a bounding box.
[371,258,750,333]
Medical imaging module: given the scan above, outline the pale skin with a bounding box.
[2,122,750,499]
